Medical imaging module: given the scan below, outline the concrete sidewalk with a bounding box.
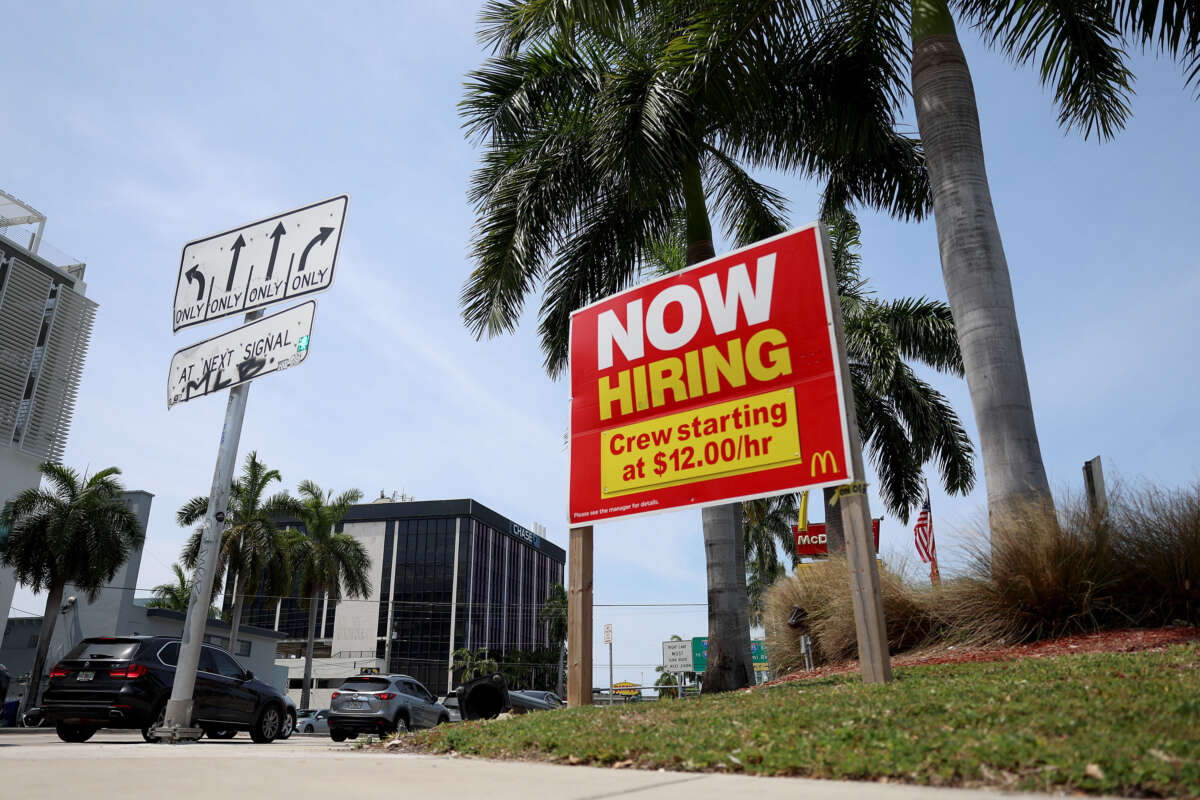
[1,731,1058,799]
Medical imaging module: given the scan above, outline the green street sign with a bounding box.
[297,334,310,353]
[751,639,768,671]
[691,637,707,673]
[691,637,767,674]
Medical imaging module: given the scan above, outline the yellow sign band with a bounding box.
[599,387,803,498]
[828,481,869,506]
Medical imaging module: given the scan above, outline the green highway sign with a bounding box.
[691,637,767,674]
[752,639,769,671]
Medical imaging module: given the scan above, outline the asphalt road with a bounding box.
[0,729,1066,799]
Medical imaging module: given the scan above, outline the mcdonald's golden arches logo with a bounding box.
[810,450,839,477]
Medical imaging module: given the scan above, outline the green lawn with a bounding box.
[403,645,1200,796]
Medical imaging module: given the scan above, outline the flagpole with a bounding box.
[926,479,941,586]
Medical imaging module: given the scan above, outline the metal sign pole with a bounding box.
[608,640,613,702]
[158,309,262,740]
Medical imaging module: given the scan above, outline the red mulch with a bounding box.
[765,626,1200,687]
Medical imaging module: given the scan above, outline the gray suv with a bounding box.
[327,674,449,741]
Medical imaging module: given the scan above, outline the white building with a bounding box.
[0,191,97,640]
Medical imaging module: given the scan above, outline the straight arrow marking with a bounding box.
[226,234,247,292]
[264,222,287,281]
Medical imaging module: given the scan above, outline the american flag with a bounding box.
[914,493,935,564]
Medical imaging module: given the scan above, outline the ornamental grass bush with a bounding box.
[763,482,1200,672]
[762,557,938,673]
[958,495,1127,642]
[1111,483,1200,625]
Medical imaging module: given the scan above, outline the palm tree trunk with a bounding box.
[682,151,753,693]
[300,590,320,709]
[700,504,754,692]
[23,581,64,717]
[911,0,1052,521]
[823,486,846,554]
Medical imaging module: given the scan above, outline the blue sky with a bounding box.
[4,2,1198,688]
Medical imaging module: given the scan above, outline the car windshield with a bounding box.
[298,710,315,718]
[338,677,391,692]
[64,639,140,661]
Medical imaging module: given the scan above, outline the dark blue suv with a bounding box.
[41,635,288,743]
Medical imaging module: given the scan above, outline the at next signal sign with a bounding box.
[568,224,854,523]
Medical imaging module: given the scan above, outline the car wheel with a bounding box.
[303,724,314,733]
[278,709,295,740]
[142,702,167,743]
[392,714,409,735]
[329,729,347,742]
[250,704,282,743]
[438,715,450,726]
[56,722,98,743]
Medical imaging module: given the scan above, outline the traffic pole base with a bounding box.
[155,698,202,742]
[151,725,205,743]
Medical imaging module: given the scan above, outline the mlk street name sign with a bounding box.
[568,224,854,523]
[172,195,348,332]
[167,301,315,408]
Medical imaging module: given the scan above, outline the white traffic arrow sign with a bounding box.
[172,195,347,332]
[167,301,315,407]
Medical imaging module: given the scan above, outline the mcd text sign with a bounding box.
[794,519,880,557]
[569,224,853,523]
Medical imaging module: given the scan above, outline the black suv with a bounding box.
[41,635,288,744]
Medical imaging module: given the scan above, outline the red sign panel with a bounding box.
[568,224,854,523]
[793,520,881,556]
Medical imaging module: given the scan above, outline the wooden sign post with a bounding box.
[821,228,892,685]
[567,526,593,706]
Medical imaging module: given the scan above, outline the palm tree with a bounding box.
[1113,2,1199,86]
[452,648,500,683]
[743,493,799,624]
[906,0,1200,521]
[147,563,193,612]
[538,583,568,696]
[907,1,1121,517]
[822,205,974,548]
[654,671,679,699]
[503,0,1161,531]
[287,481,369,709]
[0,464,143,714]
[178,451,294,651]
[147,563,222,617]
[746,556,787,630]
[461,0,929,693]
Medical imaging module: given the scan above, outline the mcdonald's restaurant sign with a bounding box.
[793,519,880,556]
[568,224,854,523]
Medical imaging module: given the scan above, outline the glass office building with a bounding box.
[244,498,565,695]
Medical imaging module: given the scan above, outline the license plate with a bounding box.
[77,671,94,681]
[344,701,366,710]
